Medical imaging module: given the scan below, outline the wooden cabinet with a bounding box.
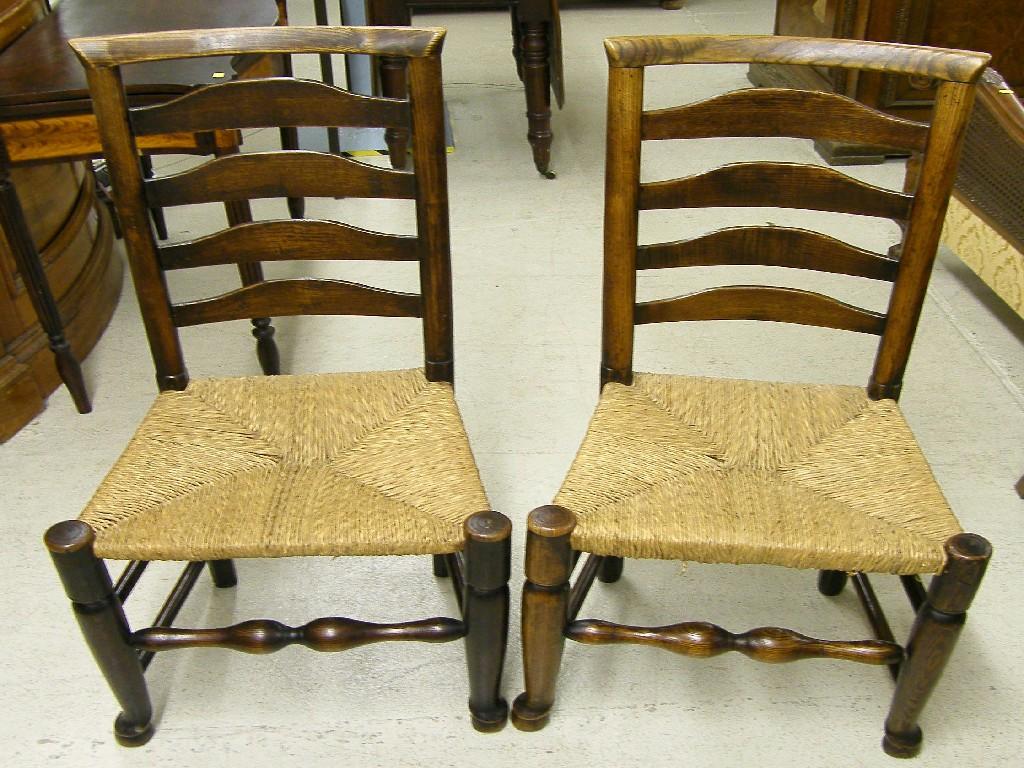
[750,1,1024,162]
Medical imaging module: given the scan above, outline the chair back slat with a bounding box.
[159,220,418,270]
[642,89,928,150]
[73,26,452,389]
[634,286,886,335]
[599,34,988,393]
[639,163,913,219]
[131,78,410,136]
[172,278,421,327]
[145,151,415,207]
[637,227,899,280]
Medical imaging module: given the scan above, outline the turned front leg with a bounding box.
[511,505,575,731]
[883,533,991,757]
[45,521,153,746]
[462,511,512,732]
[379,56,411,170]
[519,21,554,178]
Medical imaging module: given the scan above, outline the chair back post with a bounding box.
[407,51,454,384]
[869,79,977,400]
[600,62,643,387]
[83,64,189,392]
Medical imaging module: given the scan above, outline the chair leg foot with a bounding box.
[45,521,154,746]
[251,318,280,376]
[114,713,155,747]
[380,56,410,169]
[463,511,512,732]
[207,559,237,588]
[511,505,575,732]
[597,556,623,583]
[818,569,847,596]
[433,554,450,577]
[883,533,991,757]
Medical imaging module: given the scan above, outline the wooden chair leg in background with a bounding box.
[380,54,411,169]
[883,533,991,757]
[511,504,574,731]
[207,559,238,588]
[433,554,450,577]
[139,155,168,240]
[0,157,92,413]
[818,569,849,596]
[518,19,555,179]
[463,510,512,732]
[275,51,305,218]
[312,0,342,155]
[598,555,623,583]
[45,521,153,746]
[221,197,281,376]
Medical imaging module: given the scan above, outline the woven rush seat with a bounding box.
[80,368,488,561]
[556,373,961,574]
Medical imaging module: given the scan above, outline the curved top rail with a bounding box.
[604,35,990,84]
[71,25,446,69]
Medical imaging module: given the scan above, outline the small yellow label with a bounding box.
[212,72,226,79]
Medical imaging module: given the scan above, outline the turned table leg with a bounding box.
[0,151,91,413]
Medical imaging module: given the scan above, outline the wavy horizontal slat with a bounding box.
[634,285,886,334]
[172,278,421,326]
[642,88,928,150]
[637,226,899,280]
[71,25,446,67]
[160,220,418,269]
[639,162,912,220]
[146,151,415,207]
[131,78,409,136]
[567,619,903,666]
[603,35,989,84]
[130,616,465,654]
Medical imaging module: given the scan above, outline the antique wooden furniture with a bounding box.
[0,0,284,431]
[750,0,1024,163]
[367,0,564,177]
[46,25,510,745]
[512,35,992,756]
[936,68,1024,498]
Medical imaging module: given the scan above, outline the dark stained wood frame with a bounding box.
[513,35,993,757]
[366,0,563,178]
[45,25,510,745]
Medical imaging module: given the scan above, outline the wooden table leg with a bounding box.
[313,0,342,154]
[518,18,555,178]
[0,151,91,413]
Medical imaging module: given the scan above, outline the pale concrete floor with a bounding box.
[3,1,1023,765]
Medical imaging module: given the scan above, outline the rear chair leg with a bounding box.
[598,555,624,583]
[818,569,848,596]
[463,511,512,732]
[45,521,153,746]
[883,533,991,757]
[433,554,450,577]
[511,505,574,731]
[207,560,237,588]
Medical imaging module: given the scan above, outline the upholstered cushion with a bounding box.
[556,373,961,574]
[80,369,488,560]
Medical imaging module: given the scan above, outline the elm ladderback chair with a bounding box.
[512,35,992,756]
[44,25,511,746]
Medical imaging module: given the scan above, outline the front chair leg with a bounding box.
[598,555,624,583]
[45,521,154,746]
[883,533,991,757]
[463,510,512,732]
[511,505,574,731]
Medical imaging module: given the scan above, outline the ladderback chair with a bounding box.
[512,35,992,757]
[44,25,511,746]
